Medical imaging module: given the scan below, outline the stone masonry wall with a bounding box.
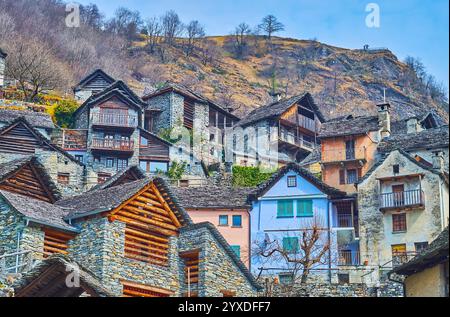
[0,55,5,87]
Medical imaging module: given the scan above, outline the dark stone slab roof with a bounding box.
[179,222,262,291]
[88,165,147,192]
[0,190,76,232]
[299,147,321,166]
[58,178,193,226]
[237,93,325,127]
[171,185,254,209]
[142,82,240,120]
[392,227,449,276]
[0,109,55,129]
[73,69,115,92]
[14,254,114,297]
[0,156,62,201]
[250,163,346,200]
[378,125,449,153]
[318,115,380,138]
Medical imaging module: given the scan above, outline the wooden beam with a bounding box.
[150,183,181,228]
[125,227,169,243]
[117,210,177,231]
[113,215,177,236]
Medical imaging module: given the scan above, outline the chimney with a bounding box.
[406,117,423,134]
[270,91,282,103]
[432,151,445,172]
[377,103,391,139]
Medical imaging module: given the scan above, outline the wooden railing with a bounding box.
[322,147,367,162]
[380,190,424,210]
[91,138,134,151]
[53,129,88,150]
[338,250,360,266]
[91,113,138,127]
[279,132,315,150]
[298,114,316,131]
[335,214,353,228]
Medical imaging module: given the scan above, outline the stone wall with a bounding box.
[145,93,173,134]
[0,55,5,87]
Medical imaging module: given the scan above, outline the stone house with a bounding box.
[248,163,355,284]
[232,93,325,168]
[0,48,7,91]
[390,227,448,297]
[356,149,449,286]
[171,185,255,268]
[142,83,240,170]
[0,174,261,297]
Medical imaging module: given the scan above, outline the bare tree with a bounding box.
[5,39,67,101]
[184,20,205,57]
[161,10,184,45]
[259,15,285,41]
[198,39,222,66]
[232,23,251,59]
[253,216,333,288]
[0,10,15,42]
[80,3,104,30]
[144,17,162,54]
[106,7,143,41]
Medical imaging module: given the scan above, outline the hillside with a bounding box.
[0,0,448,123]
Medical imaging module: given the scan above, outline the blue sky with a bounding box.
[76,0,449,91]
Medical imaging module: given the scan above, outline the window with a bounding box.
[75,155,84,163]
[230,245,241,258]
[149,162,168,173]
[140,136,148,146]
[57,173,70,185]
[345,140,356,160]
[219,215,228,226]
[338,273,350,285]
[232,215,242,227]
[391,244,407,266]
[277,200,294,218]
[97,173,111,184]
[117,159,128,171]
[393,164,400,174]
[415,242,429,254]
[278,273,294,285]
[392,214,407,232]
[283,237,299,254]
[346,169,358,184]
[287,176,297,188]
[298,200,313,217]
[106,158,114,168]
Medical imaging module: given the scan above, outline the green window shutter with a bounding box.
[230,245,241,258]
[282,237,299,253]
[298,199,313,217]
[277,200,294,218]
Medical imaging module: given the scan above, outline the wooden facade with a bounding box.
[43,229,75,257]
[139,130,170,162]
[0,121,49,155]
[121,280,174,297]
[181,250,200,285]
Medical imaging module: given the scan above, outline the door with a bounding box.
[392,185,405,207]
[345,140,355,160]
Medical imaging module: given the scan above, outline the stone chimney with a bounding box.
[406,117,424,134]
[432,151,445,172]
[377,103,391,139]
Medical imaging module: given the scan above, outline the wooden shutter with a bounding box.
[277,200,294,217]
[339,170,346,185]
[181,251,200,285]
[122,281,173,297]
[298,200,313,217]
[184,100,194,129]
[357,168,362,180]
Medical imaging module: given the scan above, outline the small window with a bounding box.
[282,237,299,254]
[393,164,400,174]
[179,180,189,188]
[338,273,350,285]
[277,200,294,218]
[298,200,313,217]
[346,169,358,184]
[149,162,168,173]
[392,214,407,232]
[279,273,294,285]
[98,173,111,184]
[106,158,114,168]
[287,176,297,188]
[75,155,84,163]
[219,215,228,226]
[140,136,148,146]
[230,245,240,258]
[57,173,70,185]
[117,159,128,171]
[232,215,242,227]
[415,242,429,254]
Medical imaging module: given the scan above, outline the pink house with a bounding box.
[172,185,254,268]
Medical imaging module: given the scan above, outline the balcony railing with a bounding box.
[392,252,417,267]
[322,147,367,163]
[298,114,316,132]
[91,113,138,128]
[380,190,425,210]
[338,250,360,266]
[279,133,315,150]
[52,129,88,150]
[91,138,134,152]
[335,214,353,228]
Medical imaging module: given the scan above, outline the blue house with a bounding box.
[249,163,348,283]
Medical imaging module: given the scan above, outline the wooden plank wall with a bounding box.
[0,122,47,155]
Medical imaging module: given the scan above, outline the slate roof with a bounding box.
[392,227,449,276]
[14,254,114,297]
[142,82,240,120]
[171,185,254,209]
[179,222,262,291]
[318,115,380,138]
[378,125,449,153]
[73,69,115,92]
[88,165,147,192]
[250,163,346,200]
[0,109,55,129]
[0,156,62,201]
[57,178,193,226]
[0,190,76,232]
[237,93,325,127]
[299,147,321,166]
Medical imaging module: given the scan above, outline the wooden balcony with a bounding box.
[322,147,367,164]
[91,113,138,128]
[338,250,360,266]
[278,133,315,151]
[380,189,425,211]
[91,138,135,153]
[298,114,317,132]
[53,129,88,151]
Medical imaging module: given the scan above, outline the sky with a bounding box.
[76,0,449,91]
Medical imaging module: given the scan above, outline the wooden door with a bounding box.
[392,185,405,207]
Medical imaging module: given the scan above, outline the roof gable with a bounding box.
[89,165,147,192]
[74,69,115,92]
[0,109,55,130]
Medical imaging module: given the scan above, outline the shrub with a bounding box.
[51,99,79,128]
[232,165,274,187]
